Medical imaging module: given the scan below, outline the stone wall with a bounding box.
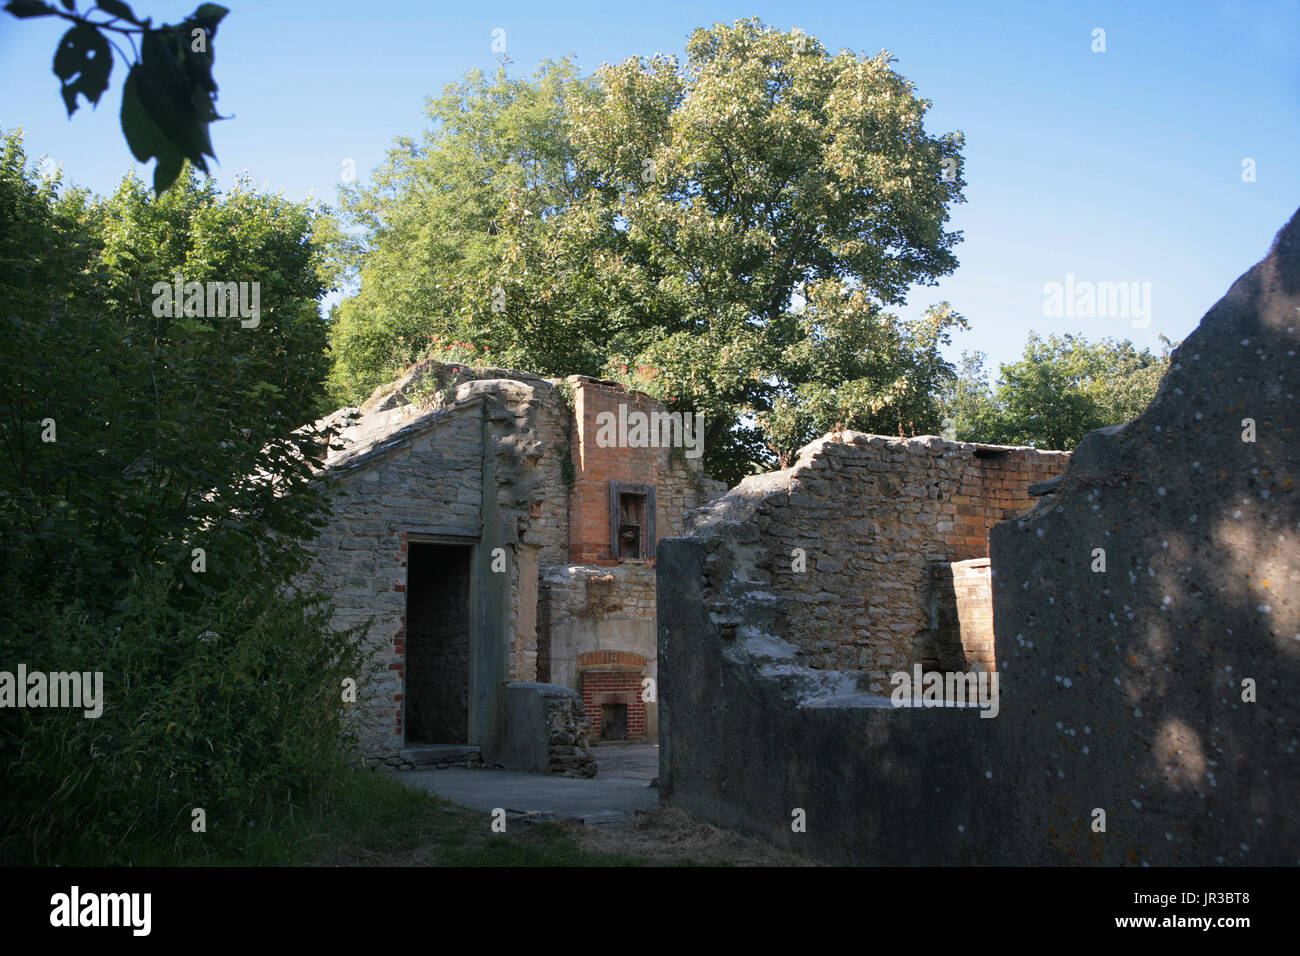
[538,563,659,738]
[301,362,572,759]
[658,206,1300,865]
[302,362,721,761]
[682,435,1066,688]
[498,683,597,777]
[544,687,597,777]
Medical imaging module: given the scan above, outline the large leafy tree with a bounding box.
[943,333,1172,450]
[332,19,967,483]
[329,58,592,400]
[0,129,363,863]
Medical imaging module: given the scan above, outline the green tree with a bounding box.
[329,58,591,402]
[331,19,967,483]
[944,333,1172,450]
[0,129,366,864]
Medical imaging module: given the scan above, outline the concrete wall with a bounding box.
[657,207,1300,865]
[988,206,1300,866]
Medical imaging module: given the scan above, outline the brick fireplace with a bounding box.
[577,650,648,741]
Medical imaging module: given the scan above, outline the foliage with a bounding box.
[4,0,229,193]
[943,333,1173,450]
[0,129,368,864]
[330,19,967,484]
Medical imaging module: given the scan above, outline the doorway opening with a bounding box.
[405,542,472,745]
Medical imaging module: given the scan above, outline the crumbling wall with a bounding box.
[536,377,722,739]
[658,207,1300,865]
[302,363,571,760]
[916,557,995,672]
[566,376,725,564]
[681,435,1065,687]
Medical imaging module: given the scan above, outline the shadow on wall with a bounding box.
[657,206,1300,866]
[990,207,1300,864]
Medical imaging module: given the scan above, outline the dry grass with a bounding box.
[564,806,821,866]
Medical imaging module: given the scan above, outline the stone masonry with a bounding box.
[682,434,1066,691]
[300,360,721,766]
[657,205,1300,865]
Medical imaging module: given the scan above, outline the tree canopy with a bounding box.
[331,18,968,482]
[942,332,1172,450]
[0,128,365,863]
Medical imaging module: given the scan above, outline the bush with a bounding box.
[0,129,368,865]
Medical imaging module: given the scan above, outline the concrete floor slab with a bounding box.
[398,742,660,825]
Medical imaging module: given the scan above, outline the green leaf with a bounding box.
[5,0,56,17]
[120,64,188,193]
[52,24,113,115]
[192,3,228,30]
[134,31,217,178]
[96,0,141,24]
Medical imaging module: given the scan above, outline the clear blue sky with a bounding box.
[2,0,1297,373]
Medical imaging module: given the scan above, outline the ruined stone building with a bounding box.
[301,361,723,770]
[658,207,1300,865]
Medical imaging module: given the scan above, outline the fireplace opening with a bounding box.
[601,702,628,741]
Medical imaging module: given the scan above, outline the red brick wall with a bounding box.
[577,650,648,741]
[568,378,669,565]
[917,558,995,672]
[946,448,1067,560]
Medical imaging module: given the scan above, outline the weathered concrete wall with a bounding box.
[988,207,1300,865]
[658,207,1300,865]
[659,531,1008,865]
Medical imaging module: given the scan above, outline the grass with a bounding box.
[108,768,646,866]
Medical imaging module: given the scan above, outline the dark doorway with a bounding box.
[405,542,472,745]
[601,703,628,741]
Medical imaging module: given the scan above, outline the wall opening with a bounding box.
[618,493,646,558]
[405,542,472,745]
[601,703,628,740]
[609,481,657,561]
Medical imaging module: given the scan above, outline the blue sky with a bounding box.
[2,0,1297,373]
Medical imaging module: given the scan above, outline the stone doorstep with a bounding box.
[400,744,483,767]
